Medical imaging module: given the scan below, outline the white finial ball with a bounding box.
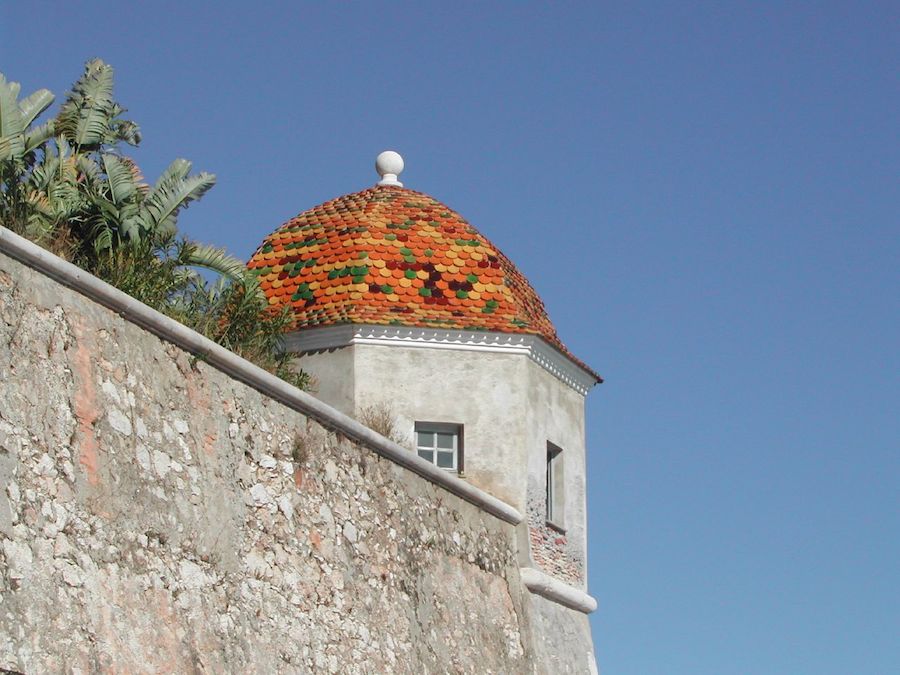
[375,150,404,182]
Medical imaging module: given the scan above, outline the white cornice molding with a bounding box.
[519,567,598,614]
[284,325,599,395]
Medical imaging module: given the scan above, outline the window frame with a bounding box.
[415,421,463,473]
[546,441,565,530]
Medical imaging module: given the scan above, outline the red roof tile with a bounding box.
[248,185,600,381]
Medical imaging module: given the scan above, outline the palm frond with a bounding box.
[154,157,191,185]
[26,151,59,190]
[107,106,141,146]
[86,212,115,253]
[75,153,101,183]
[141,159,216,234]
[185,242,247,280]
[24,120,55,153]
[56,59,116,149]
[0,74,25,161]
[18,88,55,129]
[101,153,140,205]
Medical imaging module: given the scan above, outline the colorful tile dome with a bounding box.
[247,160,599,380]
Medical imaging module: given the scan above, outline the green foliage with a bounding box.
[0,73,55,162]
[173,272,309,389]
[0,73,57,237]
[0,60,308,390]
[91,237,198,310]
[55,58,140,150]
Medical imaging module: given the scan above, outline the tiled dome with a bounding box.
[248,184,597,377]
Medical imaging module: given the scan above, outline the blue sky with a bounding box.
[3,2,898,672]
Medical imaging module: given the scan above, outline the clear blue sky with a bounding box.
[3,2,898,672]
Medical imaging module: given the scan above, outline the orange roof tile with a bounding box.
[248,185,600,381]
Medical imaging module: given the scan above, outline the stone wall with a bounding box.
[527,515,583,587]
[0,240,597,673]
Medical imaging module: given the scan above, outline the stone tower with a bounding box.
[248,152,601,666]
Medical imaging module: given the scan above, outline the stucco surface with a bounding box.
[302,338,590,588]
[299,343,533,507]
[0,249,601,673]
[351,343,531,507]
[301,346,355,415]
[525,360,588,587]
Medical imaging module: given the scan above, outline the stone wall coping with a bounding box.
[0,226,523,525]
[519,567,598,614]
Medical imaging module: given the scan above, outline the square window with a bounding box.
[436,451,454,469]
[415,422,462,473]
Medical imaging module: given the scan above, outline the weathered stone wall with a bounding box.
[528,514,583,587]
[0,249,553,673]
[527,595,599,675]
